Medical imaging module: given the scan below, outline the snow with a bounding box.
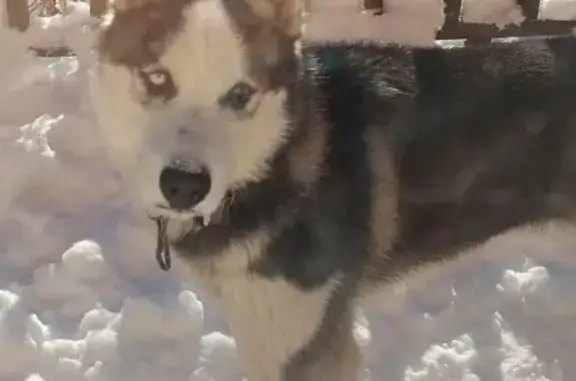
[1,1,576,381]
[16,114,62,158]
[404,334,479,381]
[304,0,445,44]
[461,0,525,28]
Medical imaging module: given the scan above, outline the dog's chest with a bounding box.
[183,230,269,289]
[182,232,337,381]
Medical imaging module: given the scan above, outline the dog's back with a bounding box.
[296,37,576,288]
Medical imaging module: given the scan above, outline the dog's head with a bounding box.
[90,0,303,226]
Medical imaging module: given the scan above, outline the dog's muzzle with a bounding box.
[151,156,230,272]
[159,166,211,210]
[152,164,211,272]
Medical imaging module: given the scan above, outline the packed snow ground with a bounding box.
[1,1,576,380]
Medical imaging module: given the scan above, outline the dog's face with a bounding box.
[90,0,301,227]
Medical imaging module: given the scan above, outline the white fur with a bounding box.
[90,0,289,221]
[187,230,339,381]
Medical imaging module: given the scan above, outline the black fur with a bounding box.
[389,36,576,280]
[174,36,576,292]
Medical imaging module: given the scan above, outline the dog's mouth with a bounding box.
[147,194,233,271]
[148,203,212,228]
[147,196,230,230]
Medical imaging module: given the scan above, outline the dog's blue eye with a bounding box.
[138,68,177,101]
[219,81,256,111]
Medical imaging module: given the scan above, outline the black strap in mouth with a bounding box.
[151,192,236,272]
[153,217,171,271]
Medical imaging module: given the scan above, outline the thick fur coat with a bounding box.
[91,0,576,379]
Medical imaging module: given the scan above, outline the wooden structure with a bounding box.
[3,0,576,56]
[363,0,576,42]
[6,0,32,31]
[4,0,107,32]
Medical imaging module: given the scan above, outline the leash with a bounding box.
[152,216,171,271]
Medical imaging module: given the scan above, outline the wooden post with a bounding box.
[5,0,30,31]
[441,0,463,29]
[90,0,108,17]
[516,0,541,21]
[362,0,384,14]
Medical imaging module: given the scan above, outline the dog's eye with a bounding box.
[148,71,167,86]
[138,68,177,101]
[219,81,257,111]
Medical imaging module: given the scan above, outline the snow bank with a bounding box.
[0,239,232,381]
[304,0,444,45]
[1,1,576,381]
[462,0,576,26]
[461,0,525,28]
[540,0,576,20]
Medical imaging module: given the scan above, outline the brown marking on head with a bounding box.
[221,0,303,90]
[98,0,196,67]
[97,0,302,90]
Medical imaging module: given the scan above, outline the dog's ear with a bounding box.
[224,0,302,90]
[247,0,302,39]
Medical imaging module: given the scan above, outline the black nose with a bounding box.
[159,166,211,210]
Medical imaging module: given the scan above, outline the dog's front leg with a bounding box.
[217,275,362,381]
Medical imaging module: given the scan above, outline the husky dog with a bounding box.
[90,0,576,379]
